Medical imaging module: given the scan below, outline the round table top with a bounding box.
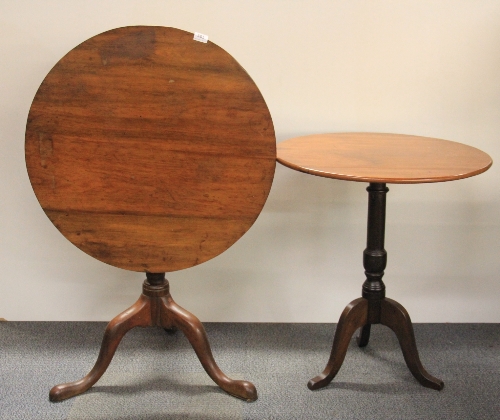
[25,26,276,273]
[277,133,492,184]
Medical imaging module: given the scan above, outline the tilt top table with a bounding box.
[277,132,492,391]
[25,26,276,403]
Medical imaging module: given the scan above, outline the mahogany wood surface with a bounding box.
[277,133,492,184]
[26,26,276,272]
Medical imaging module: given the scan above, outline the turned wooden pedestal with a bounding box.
[308,183,443,391]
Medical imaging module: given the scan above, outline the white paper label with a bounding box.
[193,32,208,43]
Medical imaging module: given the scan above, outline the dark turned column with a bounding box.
[143,272,172,330]
[357,183,388,346]
[145,272,166,286]
[362,183,388,318]
[147,271,176,336]
[144,272,169,295]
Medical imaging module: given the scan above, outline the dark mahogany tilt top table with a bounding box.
[25,26,276,403]
[277,132,492,391]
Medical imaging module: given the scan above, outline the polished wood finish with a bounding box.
[50,274,257,402]
[278,133,491,390]
[277,133,492,184]
[26,26,276,273]
[26,26,274,403]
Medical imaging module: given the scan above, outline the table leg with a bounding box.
[49,294,152,402]
[308,298,367,390]
[380,298,443,390]
[356,324,371,347]
[160,289,257,401]
[308,183,443,391]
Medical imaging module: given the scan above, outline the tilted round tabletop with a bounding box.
[25,26,276,273]
[277,133,492,184]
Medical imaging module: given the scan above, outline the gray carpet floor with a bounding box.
[0,322,499,419]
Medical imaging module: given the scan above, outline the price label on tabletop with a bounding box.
[193,32,208,43]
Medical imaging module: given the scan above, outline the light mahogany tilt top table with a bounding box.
[277,132,492,391]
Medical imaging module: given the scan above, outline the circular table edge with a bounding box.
[276,133,493,184]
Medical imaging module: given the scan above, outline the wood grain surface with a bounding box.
[277,133,492,183]
[26,26,276,272]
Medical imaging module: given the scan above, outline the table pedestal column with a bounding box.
[308,183,444,391]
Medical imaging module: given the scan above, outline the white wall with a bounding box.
[1,0,499,322]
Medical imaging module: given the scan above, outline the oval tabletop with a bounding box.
[277,133,492,184]
[26,26,276,273]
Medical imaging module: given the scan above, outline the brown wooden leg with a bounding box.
[163,327,178,335]
[49,295,152,402]
[308,298,368,390]
[160,295,257,401]
[356,324,371,347]
[380,298,444,390]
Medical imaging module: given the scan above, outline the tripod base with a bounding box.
[308,297,444,391]
[50,274,257,402]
